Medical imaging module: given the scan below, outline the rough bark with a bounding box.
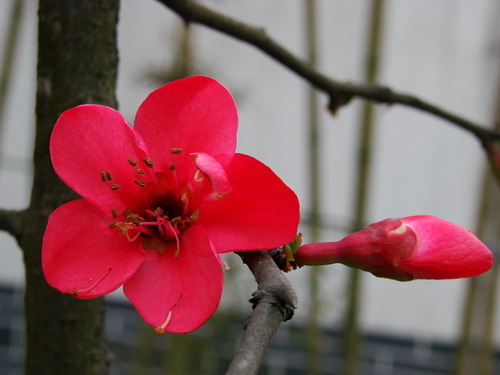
[19,1,119,374]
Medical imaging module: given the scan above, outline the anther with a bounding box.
[128,157,138,166]
[171,217,182,225]
[100,171,107,182]
[153,207,163,217]
[105,171,113,181]
[111,208,118,218]
[136,168,145,175]
[169,162,176,170]
[190,210,200,221]
[111,184,121,190]
[125,213,145,225]
[171,148,182,154]
[134,179,147,187]
[194,170,203,182]
[142,157,154,168]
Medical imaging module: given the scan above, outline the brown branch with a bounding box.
[0,208,23,239]
[157,0,500,142]
[226,251,297,375]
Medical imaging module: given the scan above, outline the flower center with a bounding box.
[109,197,200,257]
[105,149,207,257]
[105,149,230,257]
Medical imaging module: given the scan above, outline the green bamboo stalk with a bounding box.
[342,2,385,375]
[451,162,492,375]
[452,64,500,375]
[451,276,478,375]
[178,22,192,78]
[476,70,500,375]
[0,0,25,145]
[305,1,322,374]
[478,258,499,375]
[132,323,155,375]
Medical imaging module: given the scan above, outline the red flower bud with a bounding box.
[294,216,493,281]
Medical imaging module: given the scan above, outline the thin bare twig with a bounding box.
[0,208,23,239]
[226,251,297,375]
[156,0,500,142]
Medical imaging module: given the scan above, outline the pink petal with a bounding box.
[50,105,152,215]
[399,215,493,279]
[42,199,148,298]
[198,153,300,252]
[123,226,223,333]
[192,152,232,197]
[134,76,238,174]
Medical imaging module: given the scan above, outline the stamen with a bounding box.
[71,268,112,296]
[166,221,181,257]
[125,213,145,225]
[194,169,203,182]
[136,168,145,175]
[136,225,155,237]
[111,184,121,190]
[221,257,230,272]
[156,216,166,237]
[134,179,147,187]
[154,309,173,335]
[125,230,141,242]
[105,171,113,181]
[128,157,138,166]
[171,148,182,154]
[100,171,107,182]
[142,157,154,168]
[111,208,118,218]
[154,295,183,334]
[170,217,182,225]
[181,193,189,214]
[190,210,200,221]
[169,162,176,170]
[112,222,135,236]
[171,167,179,191]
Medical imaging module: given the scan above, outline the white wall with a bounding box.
[0,0,498,343]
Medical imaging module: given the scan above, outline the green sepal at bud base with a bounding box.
[288,234,302,255]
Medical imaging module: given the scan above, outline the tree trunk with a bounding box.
[20,1,119,374]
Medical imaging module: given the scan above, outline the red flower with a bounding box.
[294,216,493,281]
[42,76,300,333]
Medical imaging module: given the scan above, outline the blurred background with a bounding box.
[1,0,500,374]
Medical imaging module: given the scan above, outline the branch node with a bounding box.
[0,208,24,240]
